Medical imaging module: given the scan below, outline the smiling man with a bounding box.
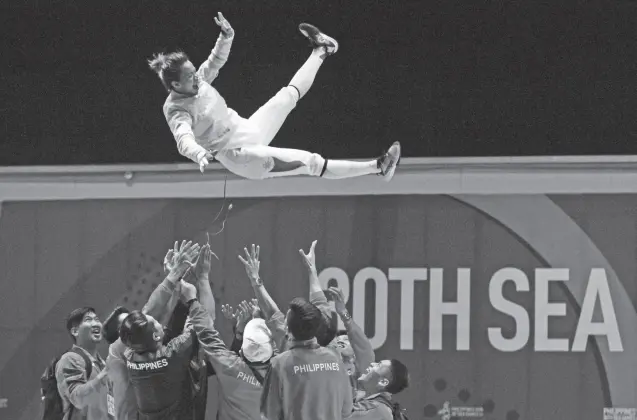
[55,307,110,420]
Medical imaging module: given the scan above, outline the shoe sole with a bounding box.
[383,141,401,182]
[298,23,339,54]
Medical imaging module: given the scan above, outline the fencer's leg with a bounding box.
[262,146,382,179]
[290,23,339,99]
[216,143,400,181]
[246,24,338,147]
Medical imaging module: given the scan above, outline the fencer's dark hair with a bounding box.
[316,310,338,346]
[102,306,130,344]
[148,51,190,92]
[119,310,156,353]
[287,297,322,341]
[385,359,410,394]
[65,307,97,342]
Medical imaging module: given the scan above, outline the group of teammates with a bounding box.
[54,238,409,420]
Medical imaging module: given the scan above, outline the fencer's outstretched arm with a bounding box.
[164,108,208,165]
[197,12,235,84]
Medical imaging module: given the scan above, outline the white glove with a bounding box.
[197,151,213,173]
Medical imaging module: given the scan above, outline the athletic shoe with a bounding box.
[377,141,401,182]
[298,23,339,56]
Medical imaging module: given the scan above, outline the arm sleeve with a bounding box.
[344,318,375,375]
[345,399,392,419]
[260,363,284,420]
[187,301,240,371]
[165,325,195,359]
[197,34,234,84]
[55,353,107,409]
[230,325,243,354]
[197,278,216,323]
[106,341,135,420]
[164,106,207,163]
[142,273,179,322]
[265,310,288,353]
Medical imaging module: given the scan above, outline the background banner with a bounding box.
[0,193,636,419]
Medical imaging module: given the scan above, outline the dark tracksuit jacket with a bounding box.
[188,301,270,420]
[261,338,353,420]
[124,307,202,420]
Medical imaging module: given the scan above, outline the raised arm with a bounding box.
[197,12,235,84]
[238,245,288,350]
[238,244,281,320]
[143,240,200,323]
[326,287,375,375]
[299,240,334,325]
[181,283,240,369]
[189,239,216,322]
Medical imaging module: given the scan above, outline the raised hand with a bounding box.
[221,304,236,321]
[238,244,262,286]
[193,243,213,281]
[249,298,261,318]
[299,240,318,271]
[325,286,347,316]
[170,240,201,280]
[214,12,234,38]
[235,300,252,332]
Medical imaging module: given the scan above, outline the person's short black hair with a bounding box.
[385,359,410,394]
[65,307,97,342]
[103,306,130,344]
[316,310,338,346]
[287,297,322,341]
[119,311,156,353]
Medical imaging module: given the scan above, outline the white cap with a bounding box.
[241,318,274,363]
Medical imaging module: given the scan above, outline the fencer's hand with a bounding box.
[299,240,318,272]
[214,12,234,38]
[197,151,214,174]
[180,280,198,303]
[325,287,347,315]
[238,244,262,286]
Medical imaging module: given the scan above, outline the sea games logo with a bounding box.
[604,408,637,420]
[438,401,484,419]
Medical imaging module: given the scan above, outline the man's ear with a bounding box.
[379,378,390,387]
[71,327,79,338]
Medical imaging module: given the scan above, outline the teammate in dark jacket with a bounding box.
[119,280,204,420]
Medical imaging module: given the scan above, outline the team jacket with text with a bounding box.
[188,302,270,420]
[124,323,196,419]
[261,339,353,420]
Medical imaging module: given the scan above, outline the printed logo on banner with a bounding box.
[604,407,637,420]
[0,398,7,408]
[438,401,484,419]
